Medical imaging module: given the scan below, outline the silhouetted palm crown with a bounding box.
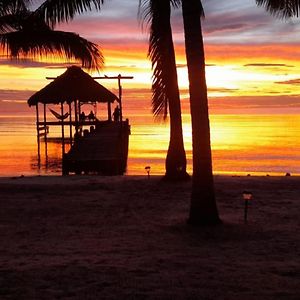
[0,0,104,69]
[256,0,300,18]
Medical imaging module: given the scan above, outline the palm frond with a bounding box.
[0,6,52,33]
[170,0,182,8]
[0,14,23,33]
[35,0,105,28]
[0,0,29,16]
[138,0,151,30]
[147,0,174,120]
[256,0,300,18]
[138,0,183,29]
[139,0,204,32]
[139,0,186,120]
[0,30,103,70]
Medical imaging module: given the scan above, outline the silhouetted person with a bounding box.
[90,125,95,134]
[74,131,81,141]
[80,111,86,121]
[88,110,95,121]
[83,129,89,137]
[113,105,120,122]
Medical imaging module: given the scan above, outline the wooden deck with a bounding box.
[62,121,130,175]
[37,120,100,126]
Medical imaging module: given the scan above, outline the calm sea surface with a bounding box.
[0,112,300,177]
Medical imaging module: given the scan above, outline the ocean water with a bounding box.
[0,111,299,177]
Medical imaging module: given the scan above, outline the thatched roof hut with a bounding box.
[28,66,119,106]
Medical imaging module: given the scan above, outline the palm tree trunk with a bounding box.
[150,0,189,180]
[182,0,221,224]
[164,8,189,181]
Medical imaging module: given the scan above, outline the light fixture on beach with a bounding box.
[145,166,151,179]
[242,191,252,224]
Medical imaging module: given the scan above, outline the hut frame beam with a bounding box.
[69,103,73,145]
[46,74,134,121]
[61,102,65,155]
[43,103,48,165]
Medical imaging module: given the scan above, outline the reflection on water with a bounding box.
[210,114,300,175]
[127,114,300,176]
[0,114,300,176]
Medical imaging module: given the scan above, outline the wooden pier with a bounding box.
[63,120,130,175]
[28,66,133,175]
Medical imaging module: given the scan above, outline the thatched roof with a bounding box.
[28,66,119,106]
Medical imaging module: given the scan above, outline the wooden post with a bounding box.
[244,200,248,224]
[61,102,65,155]
[69,103,72,145]
[78,101,82,136]
[243,191,252,224]
[118,74,123,122]
[36,104,41,168]
[74,99,78,137]
[78,101,81,118]
[108,102,112,121]
[43,104,48,165]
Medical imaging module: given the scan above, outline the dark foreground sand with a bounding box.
[0,175,299,299]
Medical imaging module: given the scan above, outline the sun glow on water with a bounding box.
[0,112,300,176]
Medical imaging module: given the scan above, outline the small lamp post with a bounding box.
[242,191,253,224]
[145,166,151,179]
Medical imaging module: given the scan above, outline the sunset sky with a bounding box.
[1,0,300,114]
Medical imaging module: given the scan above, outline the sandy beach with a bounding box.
[0,175,299,299]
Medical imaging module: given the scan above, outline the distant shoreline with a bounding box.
[0,173,299,181]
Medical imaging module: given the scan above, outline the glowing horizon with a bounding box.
[1,0,300,114]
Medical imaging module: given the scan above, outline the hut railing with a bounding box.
[37,125,49,137]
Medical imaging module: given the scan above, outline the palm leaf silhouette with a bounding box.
[139,0,182,119]
[0,5,103,70]
[256,0,300,18]
[0,30,103,69]
[35,0,105,27]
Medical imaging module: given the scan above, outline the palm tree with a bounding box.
[140,0,300,222]
[181,0,300,225]
[0,0,103,69]
[181,0,221,225]
[256,0,300,18]
[140,0,189,180]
